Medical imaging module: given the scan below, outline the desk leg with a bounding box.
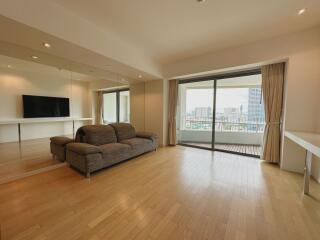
[17,123,22,158]
[72,120,75,139]
[18,123,21,143]
[303,150,312,194]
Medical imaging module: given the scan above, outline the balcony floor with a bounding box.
[181,142,261,156]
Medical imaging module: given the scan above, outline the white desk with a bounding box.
[0,117,93,142]
[285,131,320,194]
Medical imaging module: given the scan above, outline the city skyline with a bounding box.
[186,88,250,114]
[185,87,264,124]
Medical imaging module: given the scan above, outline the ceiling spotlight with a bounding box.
[138,75,143,79]
[197,0,206,2]
[43,42,51,48]
[7,65,12,68]
[298,8,306,15]
[32,55,39,59]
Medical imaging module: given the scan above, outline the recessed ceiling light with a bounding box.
[43,42,51,48]
[298,8,306,15]
[138,75,143,79]
[197,0,206,3]
[32,55,39,59]
[7,65,12,68]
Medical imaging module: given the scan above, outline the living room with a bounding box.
[1,0,320,239]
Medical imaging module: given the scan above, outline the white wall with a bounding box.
[163,26,320,181]
[0,67,91,142]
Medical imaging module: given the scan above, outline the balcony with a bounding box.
[177,120,264,156]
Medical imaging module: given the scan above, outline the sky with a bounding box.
[186,88,249,114]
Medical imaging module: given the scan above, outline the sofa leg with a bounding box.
[86,172,91,178]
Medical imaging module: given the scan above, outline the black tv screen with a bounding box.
[23,95,70,118]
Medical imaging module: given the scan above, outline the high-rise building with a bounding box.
[248,88,265,131]
[193,107,212,119]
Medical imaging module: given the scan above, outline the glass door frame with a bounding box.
[177,69,262,158]
[102,88,130,123]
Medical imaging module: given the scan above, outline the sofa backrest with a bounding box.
[110,123,136,141]
[75,125,117,146]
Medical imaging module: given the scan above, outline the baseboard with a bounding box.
[280,165,304,174]
[0,162,67,185]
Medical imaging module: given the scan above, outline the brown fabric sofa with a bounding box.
[66,123,158,177]
[50,136,74,161]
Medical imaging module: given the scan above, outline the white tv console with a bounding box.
[0,117,93,142]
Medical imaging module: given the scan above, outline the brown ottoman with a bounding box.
[50,136,74,161]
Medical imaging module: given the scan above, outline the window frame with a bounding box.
[102,88,130,124]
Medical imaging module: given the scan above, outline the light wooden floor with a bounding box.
[0,138,61,180]
[0,146,320,240]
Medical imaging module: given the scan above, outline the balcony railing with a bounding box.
[184,119,265,133]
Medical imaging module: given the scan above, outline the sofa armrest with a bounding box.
[67,143,102,155]
[136,132,158,142]
[50,136,74,146]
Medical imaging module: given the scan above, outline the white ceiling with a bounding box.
[53,0,320,64]
[0,55,91,81]
[1,0,320,82]
[0,15,157,83]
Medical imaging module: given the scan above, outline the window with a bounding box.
[119,90,130,122]
[103,92,117,123]
[103,89,130,124]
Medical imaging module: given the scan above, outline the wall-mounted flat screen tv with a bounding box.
[23,95,70,118]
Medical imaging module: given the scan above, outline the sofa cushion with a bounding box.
[75,125,117,146]
[120,137,154,155]
[110,123,136,141]
[100,143,132,163]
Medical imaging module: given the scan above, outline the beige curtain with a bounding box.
[168,79,179,146]
[261,63,285,163]
[95,91,103,125]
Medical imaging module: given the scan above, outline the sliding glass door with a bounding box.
[103,89,130,124]
[214,74,264,156]
[177,71,264,157]
[177,80,214,149]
